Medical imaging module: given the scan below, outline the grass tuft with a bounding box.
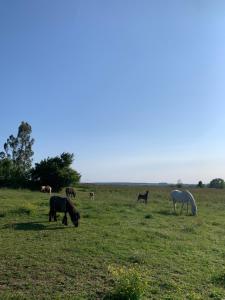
[10,203,36,215]
[106,265,148,299]
[181,225,197,234]
[212,272,225,287]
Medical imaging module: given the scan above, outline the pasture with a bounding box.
[0,186,225,299]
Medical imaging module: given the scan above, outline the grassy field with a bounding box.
[0,186,225,299]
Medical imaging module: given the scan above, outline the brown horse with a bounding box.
[137,190,149,204]
[41,185,52,194]
[65,187,76,198]
[49,196,80,227]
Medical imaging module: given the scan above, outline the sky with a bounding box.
[1,0,225,183]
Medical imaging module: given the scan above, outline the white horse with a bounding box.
[41,185,52,194]
[89,192,95,200]
[170,190,197,216]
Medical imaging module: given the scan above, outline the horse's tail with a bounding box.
[186,190,197,216]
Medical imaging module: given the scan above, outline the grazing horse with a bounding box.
[41,185,52,194]
[89,192,95,200]
[170,190,197,216]
[65,187,76,198]
[49,196,80,227]
[137,190,149,204]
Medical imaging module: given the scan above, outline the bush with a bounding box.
[31,152,81,191]
[197,181,204,188]
[209,178,225,189]
[107,265,148,299]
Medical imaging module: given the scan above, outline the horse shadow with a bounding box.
[156,209,195,217]
[156,209,177,216]
[3,221,70,231]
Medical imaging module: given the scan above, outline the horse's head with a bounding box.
[71,211,80,227]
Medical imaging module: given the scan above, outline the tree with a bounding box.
[0,157,14,186]
[0,121,34,187]
[177,179,183,188]
[3,121,34,173]
[197,181,204,188]
[31,152,81,191]
[209,178,225,189]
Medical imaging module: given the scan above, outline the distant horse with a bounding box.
[49,196,80,227]
[65,187,76,198]
[89,192,95,200]
[41,185,52,194]
[170,190,197,216]
[137,190,149,204]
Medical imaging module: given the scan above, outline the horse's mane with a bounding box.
[185,190,197,215]
[66,197,77,216]
[66,197,75,208]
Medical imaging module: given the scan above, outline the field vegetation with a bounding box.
[0,186,225,299]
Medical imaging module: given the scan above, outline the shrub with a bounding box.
[107,265,148,299]
[197,181,204,188]
[31,152,81,192]
[209,178,225,189]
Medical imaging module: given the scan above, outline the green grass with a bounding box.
[0,186,225,299]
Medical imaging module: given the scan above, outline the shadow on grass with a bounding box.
[156,209,176,216]
[156,210,194,217]
[212,271,225,287]
[3,221,70,231]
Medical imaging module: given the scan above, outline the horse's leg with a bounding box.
[49,210,52,222]
[186,202,189,215]
[173,201,176,214]
[64,213,68,225]
[180,202,184,214]
[62,213,68,225]
[54,211,57,221]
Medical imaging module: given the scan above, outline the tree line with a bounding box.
[0,121,224,191]
[177,179,225,189]
[0,121,80,191]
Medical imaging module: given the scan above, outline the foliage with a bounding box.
[212,271,225,287]
[0,121,34,187]
[176,179,183,188]
[197,181,204,188]
[3,121,34,172]
[209,178,225,189]
[31,152,81,191]
[107,265,148,299]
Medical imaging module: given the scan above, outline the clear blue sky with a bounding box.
[1,0,225,183]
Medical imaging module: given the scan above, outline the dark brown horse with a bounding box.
[49,196,80,227]
[137,190,149,204]
[65,187,76,198]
